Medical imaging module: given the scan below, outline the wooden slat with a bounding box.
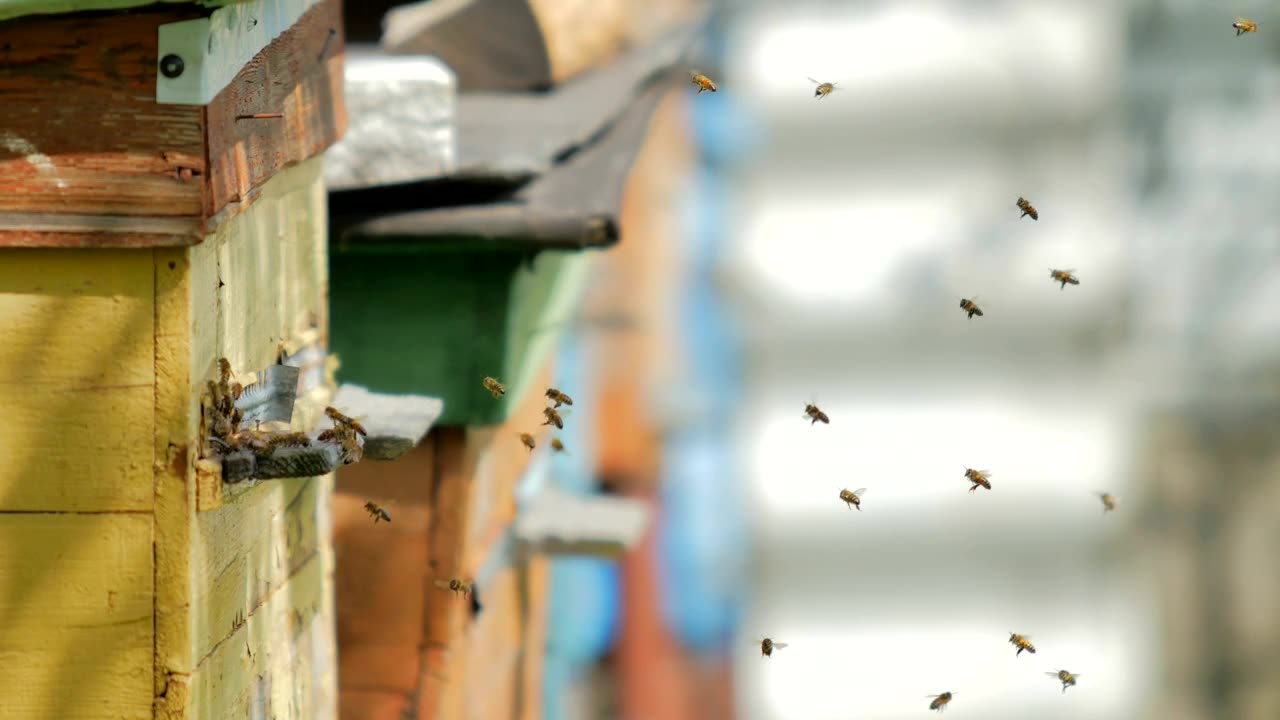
[188,549,337,720]
[517,553,551,720]
[462,565,522,720]
[153,246,197,710]
[0,513,153,720]
[204,0,347,221]
[0,249,155,512]
[190,478,324,663]
[340,690,412,720]
[0,6,206,218]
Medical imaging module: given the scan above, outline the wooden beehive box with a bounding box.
[0,1,346,718]
[321,8,694,716]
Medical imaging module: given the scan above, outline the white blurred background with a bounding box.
[711,1,1280,719]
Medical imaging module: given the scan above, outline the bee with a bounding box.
[317,427,343,444]
[1098,492,1117,513]
[803,402,830,425]
[542,406,565,429]
[959,297,984,319]
[550,438,568,454]
[1016,196,1039,220]
[262,431,312,449]
[1233,17,1258,36]
[690,71,717,95]
[519,432,536,452]
[927,692,954,712]
[433,578,474,599]
[364,501,391,524]
[807,77,838,98]
[1008,632,1036,656]
[217,357,234,384]
[1046,669,1080,694]
[755,637,788,658]
[964,467,992,492]
[838,487,866,511]
[1049,268,1080,290]
[325,406,367,437]
[339,432,364,464]
[545,388,574,408]
[482,376,506,399]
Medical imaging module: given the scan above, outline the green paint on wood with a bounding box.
[329,247,593,427]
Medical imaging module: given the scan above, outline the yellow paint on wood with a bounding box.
[191,476,327,663]
[189,548,337,720]
[0,513,153,719]
[197,157,328,385]
[156,156,334,715]
[154,247,197,704]
[0,249,154,512]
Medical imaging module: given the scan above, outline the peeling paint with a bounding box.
[0,131,69,188]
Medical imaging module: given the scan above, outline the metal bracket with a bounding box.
[156,0,325,105]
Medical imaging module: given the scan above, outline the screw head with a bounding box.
[159,54,185,79]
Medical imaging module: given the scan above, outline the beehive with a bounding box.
[0,1,346,717]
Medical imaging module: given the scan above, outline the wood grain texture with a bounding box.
[156,157,334,717]
[188,549,337,720]
[0,513,153,720]
[153,247,197,709]
[0,249,155,512]
[0,6,207,217]
[204,0,347,221]
[190,477,325,662]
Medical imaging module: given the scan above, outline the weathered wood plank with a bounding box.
[190,477,325,662]
[0,213,202,248]
[0,513,153,720]
[188,549,337,720]
[339,689,412,720]
[155,0,327,106]
[0,6,207,217]
[153,246,197,709]
[203,0,347,221]
[0,249,154,512]
[422,426,474,648]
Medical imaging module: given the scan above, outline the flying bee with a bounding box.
[1008,632,1036,656]
[927,692,954,712]
[550,438,568,454]
[959,297,984,319]
[838,487,866,511]
[1046,669,1080,693]
[1049,268,1079,290]
[483,376,506,399]
[807,77,838,98]
[364,501,391,524]
[217,357,234,384]
[541,406,568,429]
[964,467,992,492]
[1098,492,1117,513]
[1233,17,1258,36]
[325,406,367,437]
[803,402,830,425]
[545,387,574,408]
[339,432,363,464]
[754,637,788,658]
[434,578,474,599]
[690,71,717,95]
[1016,196,1039,220]
[519,432,536,452]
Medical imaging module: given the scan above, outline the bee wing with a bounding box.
[807,76,820,84]
[852,488,867,498]
[1045,671,1062,677]
[772,642,788,649]
[432,580,452,590]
